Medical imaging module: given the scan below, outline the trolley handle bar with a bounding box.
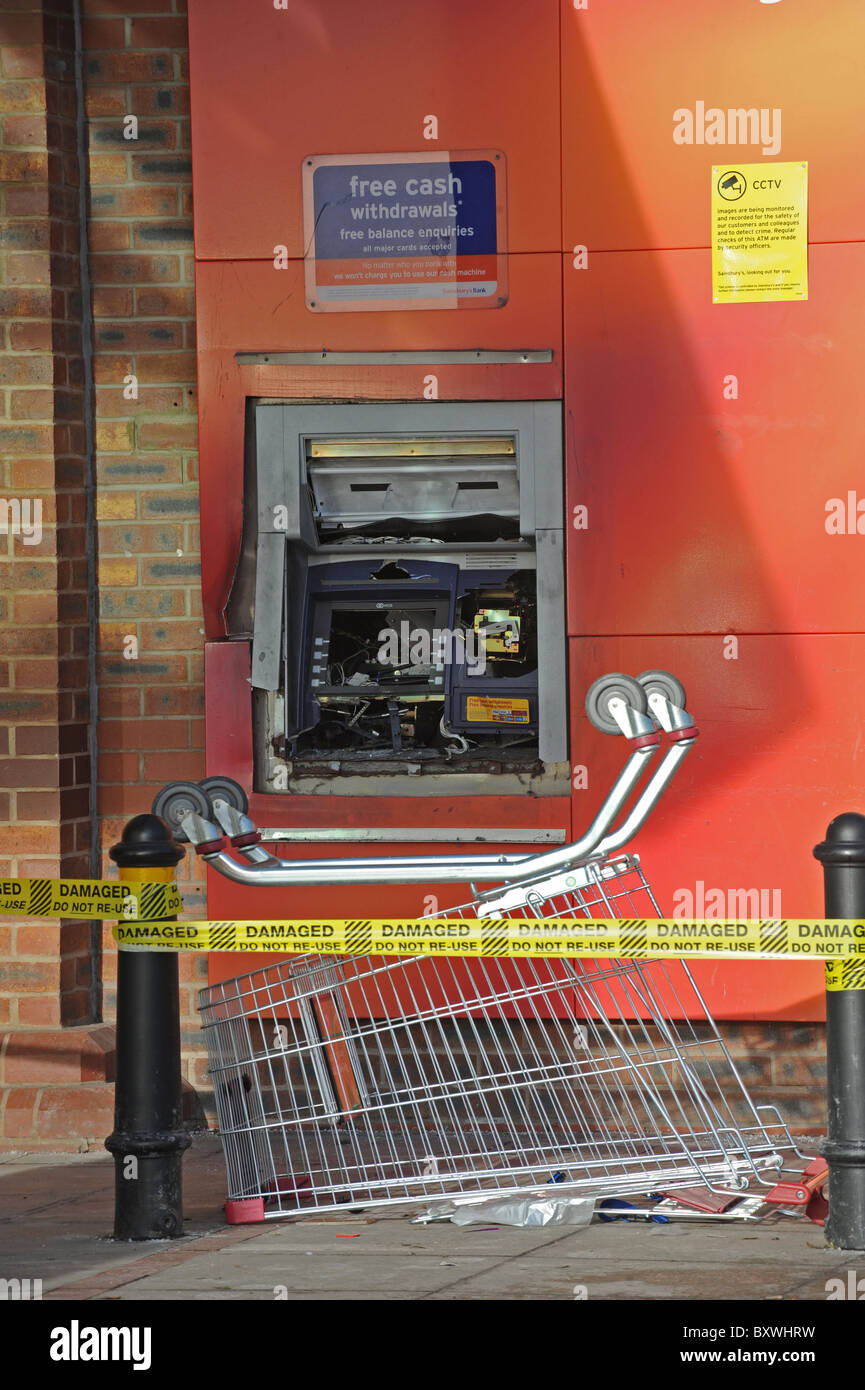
[223,730,697,883]
[593,731,698,858]
[196,738,672,888]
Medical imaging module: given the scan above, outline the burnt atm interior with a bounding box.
[226,401,567,794]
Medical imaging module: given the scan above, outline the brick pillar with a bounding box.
[0,1,111,1148]
[82,1,208,1108]
[0,1,97,1034]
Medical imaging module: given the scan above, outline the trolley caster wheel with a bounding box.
[152,781,212,842]
[199,775,249,817]
[585,673,648,735]
[636,669,687,710]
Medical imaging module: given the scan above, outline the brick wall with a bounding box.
[81,0,208,1088]
[0,0,208,1114]
[0,0,96,1032]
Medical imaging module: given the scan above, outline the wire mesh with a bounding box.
[198,853,804,1218]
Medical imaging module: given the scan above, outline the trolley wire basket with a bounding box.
[199,853,803,1219]
[188,671,808,1220]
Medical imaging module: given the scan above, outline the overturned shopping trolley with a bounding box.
[156,671,809,1221]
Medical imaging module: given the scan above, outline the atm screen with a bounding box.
[317,603,445,696]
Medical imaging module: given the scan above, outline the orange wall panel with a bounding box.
[562,0,865,251]
[564,242,865,636]
[188,0,561,261]
[569,632,865,1022]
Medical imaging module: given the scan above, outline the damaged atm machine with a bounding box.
[243,401,566,789]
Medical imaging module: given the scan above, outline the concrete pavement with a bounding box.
[0,1136,861,1302]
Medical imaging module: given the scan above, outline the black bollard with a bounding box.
[813,812,865,1250]
[105,814,190,1240]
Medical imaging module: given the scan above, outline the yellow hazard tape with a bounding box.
[0,878,182,921]
[825,958,865,992]
[111,917,865,976]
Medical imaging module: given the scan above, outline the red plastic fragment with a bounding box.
[659,1185,742,1213]
[764,1157,829,1210]
[225,1197,266,1224]
[806,1186,829,1227]
[263,1174,312,1195]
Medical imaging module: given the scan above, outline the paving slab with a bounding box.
[1,1137,863,1302]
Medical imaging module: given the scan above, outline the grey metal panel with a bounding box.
[282,546,308,738]
[256,398,561,544]
[257,400,547,447]
[515,409,536,542]
[269,769,570,796]
[307,550,534,567]
[531,402,564,530]
[259,827,567,844]
[255,403,317,546]
[254,404,287,533]
[250,531,285,691]
[237,350,553,366]
[307,455,520,526]
[535,528,567,764]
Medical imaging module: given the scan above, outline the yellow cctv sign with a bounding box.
[712,161,808,303]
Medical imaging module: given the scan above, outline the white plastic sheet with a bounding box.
[419,1195,595,1228]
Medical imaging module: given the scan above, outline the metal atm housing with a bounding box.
[229,401,566,795]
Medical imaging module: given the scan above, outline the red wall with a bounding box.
[188,0,865,1020]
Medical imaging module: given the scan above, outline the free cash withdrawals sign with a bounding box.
[302,151,507,311]
[712,161,808,303]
